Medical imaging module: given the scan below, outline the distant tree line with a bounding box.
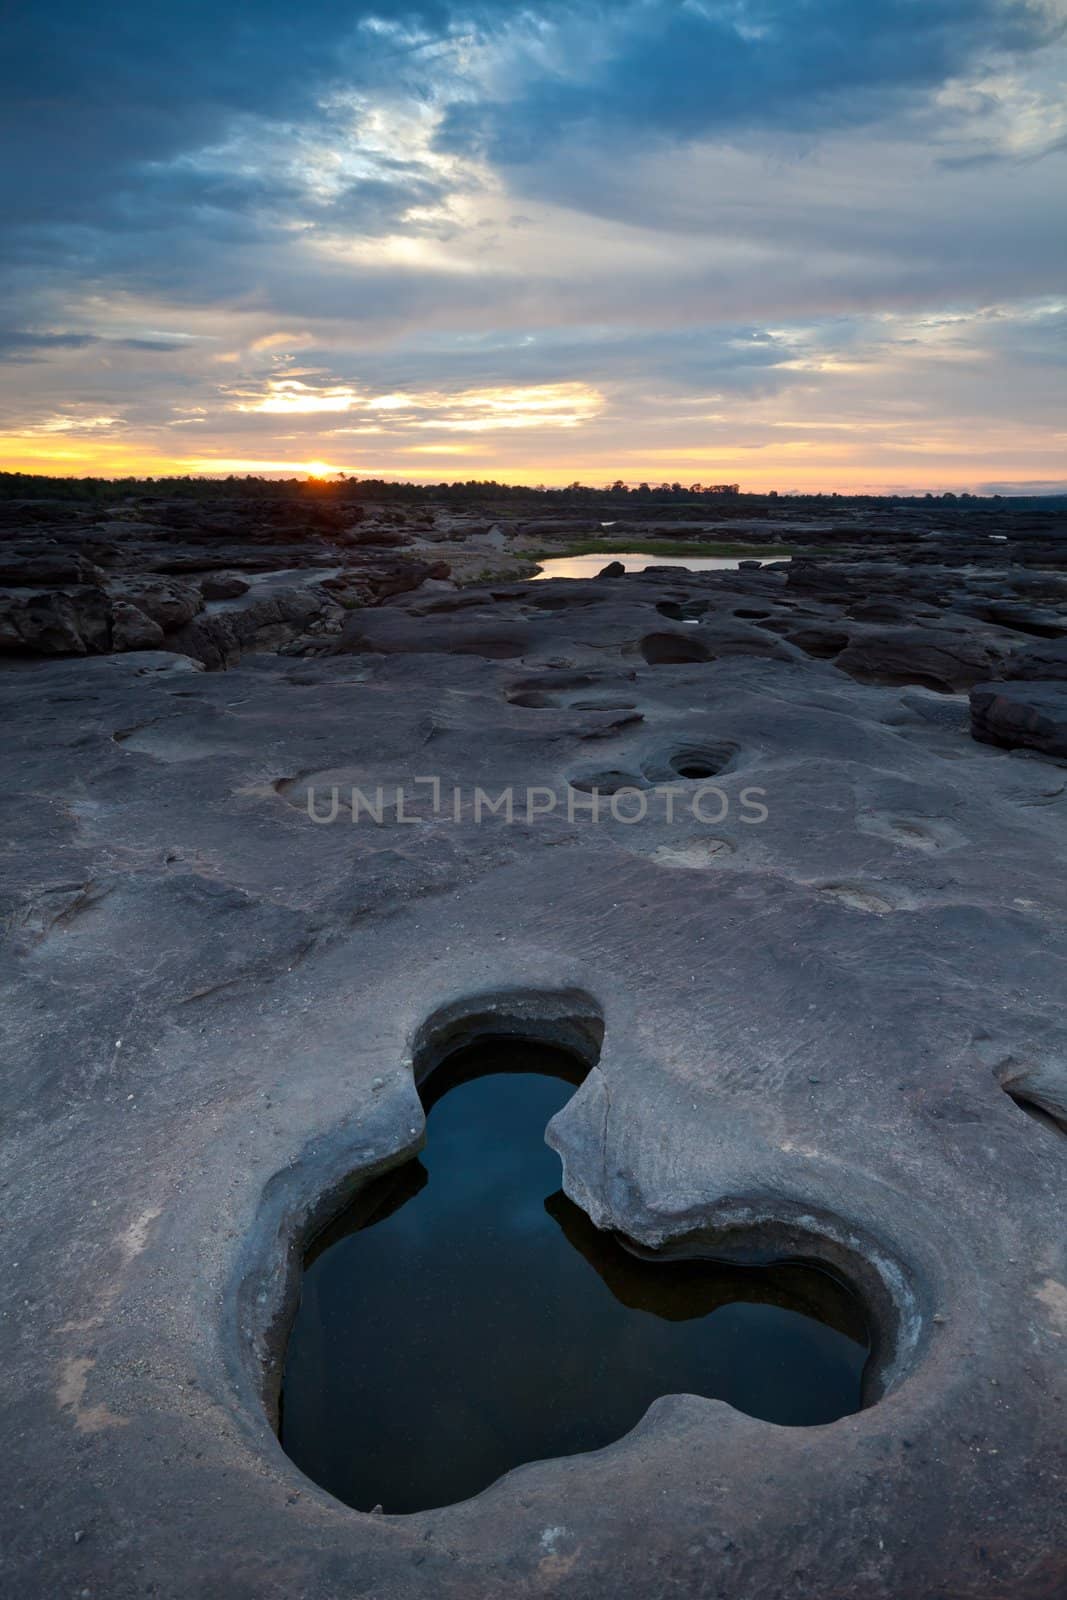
[0,471,741,506]
[0,470,1063,512]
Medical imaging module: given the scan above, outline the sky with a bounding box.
[1,0,1065,492]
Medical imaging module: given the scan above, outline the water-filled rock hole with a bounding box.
[278,1036,873,1513]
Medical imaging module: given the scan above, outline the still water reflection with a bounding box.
[280,1042,868,1513]
[532,553,787,579]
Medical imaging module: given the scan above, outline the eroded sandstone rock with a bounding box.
[1,582,1064,1600]
[0,586,111,655]
[110,601,165,652]
[970,679,1067,757]
[1003,636,1067,680]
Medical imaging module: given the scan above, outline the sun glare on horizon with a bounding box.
[1,1,1064,495]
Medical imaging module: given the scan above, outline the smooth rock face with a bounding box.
[1004,637,1067,680]
[1,502,1066,1600]
[834,624,1008,692]
[200,572,251,601]
[971,679,1067,757]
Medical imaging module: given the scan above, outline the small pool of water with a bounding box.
[280,1041,869,1514]
[532,553,785,580]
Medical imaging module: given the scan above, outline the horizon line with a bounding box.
[2,469,1066,502]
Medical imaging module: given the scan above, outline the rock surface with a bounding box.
[0,493,1065,1600]
[971,679,1067,758]
[0,494,456,663]
[1003,637,1067,680]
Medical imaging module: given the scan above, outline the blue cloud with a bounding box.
[0,330,98,356]
[441,1,1060,161]
[1,0,1063,491]
[4,1,1057,233]
[0,327,199,362]
[0,1,494,231]
[0,0,1057,300]
[288,320,800,398]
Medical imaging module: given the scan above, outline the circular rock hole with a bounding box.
[673,755,721,781]
[639,742,739,787]
[641,743,738,785]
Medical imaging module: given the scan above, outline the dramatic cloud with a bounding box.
[232,375,602,429]
[440,0,1063,159]
[1,0,1064,489]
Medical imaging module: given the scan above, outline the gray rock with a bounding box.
[2,505,1067,1600]
[835,625,1007,693]
[200,573,251,601]
[0,545,105,587]
[0,586,111,655]
[786,623,851,659]
[965,600,1067,638]
[168,589,330,669]
[107,578,203,632]
[2,625,1064,1600]
[1003,637,1067,680]
[970,679,1067,757]
[110,601,165,652]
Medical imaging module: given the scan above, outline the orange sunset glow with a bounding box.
[2,5,1065,497]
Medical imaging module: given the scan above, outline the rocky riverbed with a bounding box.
[1,491,1065,1599]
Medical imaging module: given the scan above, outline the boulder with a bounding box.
[108,578,203,631]
[168,589,329,670]
[835,625,1007,693]
[363,557,450,602]
[970,680,1067,758]
[200,573,251,601]
[111,602,166,652]
[0,587,111,655]
[335,526,413,550]
[0,544,105,587]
